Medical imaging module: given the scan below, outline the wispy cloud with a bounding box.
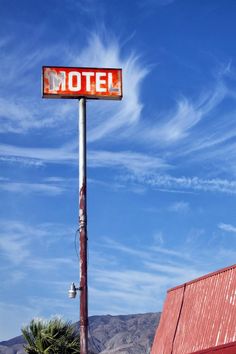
[3,146,236,196]
[1,34,236,191]
[0,220,79,338]
[144,261,201,281]
[4,33,143,138]
[168,201,189,213]
[28,257,74,270]
[218,248,236,264]
[0,181,66,195]
[88,237,208,314]
[99,237,191,264]
[0,142,77,164]
[0,96,76,134]
[101,237,151,259]
[0,232,30,265]
[0,156,44,167]
[0,176,78,196]
[0,144,168,176]
[149,245,190,260]
[89,149,168,175]
[218,223,236,234]
[0,35,78,134]
[138,82,227,147]
[89,266,178,316]
[88,230,236,316]
[0,36,46,88]
[0,221,74,265]
[70,33,149,141]
[125,173,236,195]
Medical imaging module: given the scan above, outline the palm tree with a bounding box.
[22,317,80,354]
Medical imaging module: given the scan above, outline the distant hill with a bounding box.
[0,312,161,354]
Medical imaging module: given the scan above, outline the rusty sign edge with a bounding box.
[42,66,123,100]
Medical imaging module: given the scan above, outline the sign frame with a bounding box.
[42,65,123,100]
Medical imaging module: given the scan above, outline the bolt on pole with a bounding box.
[79,97,88,354]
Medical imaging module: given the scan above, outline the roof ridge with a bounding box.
[168,263,236,293]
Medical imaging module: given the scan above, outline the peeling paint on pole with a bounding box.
[79,180,88,354]
[79,99,88,354]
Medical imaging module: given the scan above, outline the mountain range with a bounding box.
[0,312,161,354]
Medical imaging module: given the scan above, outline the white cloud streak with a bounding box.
[0,35,78,134]
[89,150,168,174]
[218,223,236,234]
[138,82,227,147]
[126,173,236,194]
[0,221,74,265]
[1,33,236,193]
[0,232,30,265]
[0,32,149,139]
[168,201,189,213]
[0,97,76,133]
[88,230,236,316]
[101,237,151,259]
[0,182,65,195]
[2,145,236,196]
[0,142,77,164]
[0,143,168,176]
[150,245,190,259]
[0,176,78,197]
[100,236,191,262]
[88,237,209,315]
[70,33,148,141]
[144,261,200,280]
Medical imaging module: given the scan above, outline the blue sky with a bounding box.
[1,0,236,340]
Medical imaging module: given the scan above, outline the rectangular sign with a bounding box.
[42,66,122,100]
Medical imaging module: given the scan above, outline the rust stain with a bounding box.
[79,182,86,217]
[79,179,88,354]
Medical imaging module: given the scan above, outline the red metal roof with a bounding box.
[151,264,236,354]
[192,342,236,354]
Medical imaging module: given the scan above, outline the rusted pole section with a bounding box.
[79,97,88,354]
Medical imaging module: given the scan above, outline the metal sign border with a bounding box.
[42,66,123,100]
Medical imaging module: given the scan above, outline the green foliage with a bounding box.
[21,317,80,354]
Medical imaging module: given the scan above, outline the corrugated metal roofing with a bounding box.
[192,342,236,354]
[151,264,236,354]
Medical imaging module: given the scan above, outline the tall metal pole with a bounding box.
[79,97,88,354]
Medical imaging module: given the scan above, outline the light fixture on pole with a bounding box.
[68,283,81,299]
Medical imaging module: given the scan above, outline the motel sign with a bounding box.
[42,65,122,354]
[42,66,122,100]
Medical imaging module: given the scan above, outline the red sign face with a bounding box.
[42,66,122,100]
